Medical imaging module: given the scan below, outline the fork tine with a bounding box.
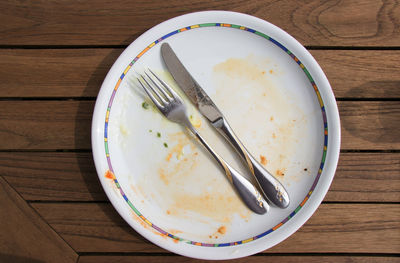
[148,68,180,99]
[137,77,164,109]
[140,73,168,105]
[145,70,172,101]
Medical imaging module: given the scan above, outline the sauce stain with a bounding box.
[212,56,306,184]
[143,131,251,230]
[120,124,129,136]
[104,170,115,180]
[158,132,198,184]
[158,168,170,185]
[208,225,228,239]
[167,189,249,223]
[218,226,227,234]
[260,155,268,166]
[276,169,286,177]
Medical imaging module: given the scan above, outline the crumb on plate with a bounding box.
[218,226,227,235]
[276,169,285,177]
[142,101,150,109]
[260,155,268,165]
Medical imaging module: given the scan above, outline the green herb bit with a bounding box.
[142,101,150,109]
[157,132,161,138]
[163,142,168,148]
[149,129,152,133]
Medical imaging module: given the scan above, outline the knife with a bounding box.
[161,42,290,208]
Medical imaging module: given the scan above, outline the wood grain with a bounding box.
[78,255,400,263]
[0,176,78,263]
[1,49,400,98]
[0,101,93,150]
[311,50,400,99]
[1,152,398,202]
[32,202,154,253]
[0,152,106,201]
[31,203,400,253]
[326,152,400,202]
[0,0,399,46]
[339,101,400,150]
[0,49,122,98]
[0,101,399,150]
[1,0,398,262]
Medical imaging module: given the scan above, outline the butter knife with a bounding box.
[161,42,290,208]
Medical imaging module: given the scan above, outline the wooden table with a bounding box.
[1,1,399,262]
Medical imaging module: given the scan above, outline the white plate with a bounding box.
[92,11,340,260]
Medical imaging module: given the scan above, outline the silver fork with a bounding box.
[137,69,269,215]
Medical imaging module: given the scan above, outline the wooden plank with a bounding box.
[325,153,400,202]
[78,255,400,263]
[0,101,93,150]
[0,49,121,98]
[339,101,400,150]
[310,50,400,99]
[0,0,399,46]
[0,176,78,263]
[0,101,399,150]
[0,152,106,201]
[31,203,400,253]
[1,152,398,202]
[31,202,155,253]
[1,49,400,98]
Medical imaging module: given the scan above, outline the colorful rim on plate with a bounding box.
[103,23,328,247]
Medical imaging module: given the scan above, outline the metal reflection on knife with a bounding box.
[160,42,290,208]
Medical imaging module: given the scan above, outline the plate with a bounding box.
[92,11,340,260]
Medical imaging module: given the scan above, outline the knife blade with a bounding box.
[160,43,223,125]
[160,42,290,208]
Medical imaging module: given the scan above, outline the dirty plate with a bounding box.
[92,11,340,260]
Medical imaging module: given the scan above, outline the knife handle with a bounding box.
[216,118,290,208]
[184,120,269,215]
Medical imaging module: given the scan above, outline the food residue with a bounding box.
[260,155,268,165]
[120,125,129,136]
[104,170,115,179]
[142,101,150,109]
[189,115,202,128]
[169,229,183,235]
[157,132,161,138]
[132,212,181,243]
[164,142,168,148]
[208,225,228,239]
[158,168,169,185]
[218,226,227,234]
[212,56,308,188]
[164,132,191,162]
[131,212,151,230]
[166,189,249,224]
[166,152,173,161]
[276,169,285,177]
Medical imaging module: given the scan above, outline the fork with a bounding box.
[137,69,269,215]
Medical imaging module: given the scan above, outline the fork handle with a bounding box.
[216,118,290,208]
[184,121,269,215]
